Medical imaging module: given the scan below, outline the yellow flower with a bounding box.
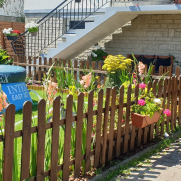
[102,54,132,72]
[122,81,130,88]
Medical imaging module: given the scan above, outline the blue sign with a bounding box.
[1,82,32,111]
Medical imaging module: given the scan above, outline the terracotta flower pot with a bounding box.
[175,0,181,4]
[131,109,163,128]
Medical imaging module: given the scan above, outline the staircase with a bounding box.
[11,0,175,60]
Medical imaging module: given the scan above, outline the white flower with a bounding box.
[92,46,95,48]
[25,22,39,29]
[2,28,13,34]
[92,53,97,57]
[153,98,162,104]
[101,47,105,50]
[97,46,100,49]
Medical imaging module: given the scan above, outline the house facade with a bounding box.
[13,0,181,71]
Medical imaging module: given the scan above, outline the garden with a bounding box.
[0,47,178,181]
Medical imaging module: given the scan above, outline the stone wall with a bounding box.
[105,14,181,69]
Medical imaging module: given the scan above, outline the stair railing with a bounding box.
[11,0,110,58]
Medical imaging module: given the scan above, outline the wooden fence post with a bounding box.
[85,91,94,173]
[50,96,61,180]
[101,88,111,166]
[116,86,124,157]
[36,99,46,181]
[74,93,84,178]
[123,85,131,153]
[94,89,103,167]
[3,104,15,181]
[21,101,32,181]
[63,95,73,181]
[108,87,116,161]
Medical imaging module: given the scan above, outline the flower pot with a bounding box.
[175,0,181,4]
[30,32,38,36]
[131,109,163,128]
[6,36,17,40]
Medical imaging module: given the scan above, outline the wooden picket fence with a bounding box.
[10,55,181,86]
[1,75,181,181]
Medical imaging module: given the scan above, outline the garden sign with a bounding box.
[0,65,32,111]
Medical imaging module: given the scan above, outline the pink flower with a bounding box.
[139,83,147,89]
[138,99,146,106]
[80,73,92,89]
[133,79,137,85]
[164,109,171,117]
[93,101,96,107]
[138,62,145,75]
[133,75,137,78]
[122,119,124,123]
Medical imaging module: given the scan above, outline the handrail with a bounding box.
[11,0,110,58]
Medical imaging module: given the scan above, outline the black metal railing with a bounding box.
[11,0,173,58]
[11,0,110,57]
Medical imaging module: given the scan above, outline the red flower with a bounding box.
[13,30,20,34]
[103,56,106,59]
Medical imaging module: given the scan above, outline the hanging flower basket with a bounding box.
[7,36,18,40]
[131,109,163,128]
[30,32,38,36]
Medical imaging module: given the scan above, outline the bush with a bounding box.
[0,48,13,64]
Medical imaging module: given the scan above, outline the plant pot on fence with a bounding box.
[131,109,163,128]
[30,32,38,36]
[175,0,181,4]
[6,36,18,40]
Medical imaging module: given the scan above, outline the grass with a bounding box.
[96,128,181,181]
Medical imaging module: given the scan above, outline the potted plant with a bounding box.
[131,83,171,128]
[25,22,39,36]
[2,28,19,40]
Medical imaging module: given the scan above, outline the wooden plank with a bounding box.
[3,104,16,181]
[85,91,94,173]
[101,88,111,166]
[21,101,32,181]
[33,57,37,81]
[174,76,178,128]
[63,95,73,181]
[36,99,46,181]
[28,57,32,77]
[116,86,124,156]
[94,89,104,167]
[179,76,181,126]
[44,57,47,76]
[167,66,172,77]
[143,82,152,144]
[150,80,157,141]
[171,77,176,131]
[79,61,84,80]
[159,66,163,76]
[38,57,42,81]
[74,60,77,81]
[166,78,171,132]
[123,85,131,153]
[161,79,167,135]
[98,62,102,86]
[74,93,84,178]
[176,67,180,76]
[130,84,139,151]
[155,79,162,135]
[108,87,117,161]
[50,96,61,180]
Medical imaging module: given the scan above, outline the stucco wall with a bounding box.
[0,0,24,17]
[105,14,181,68]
